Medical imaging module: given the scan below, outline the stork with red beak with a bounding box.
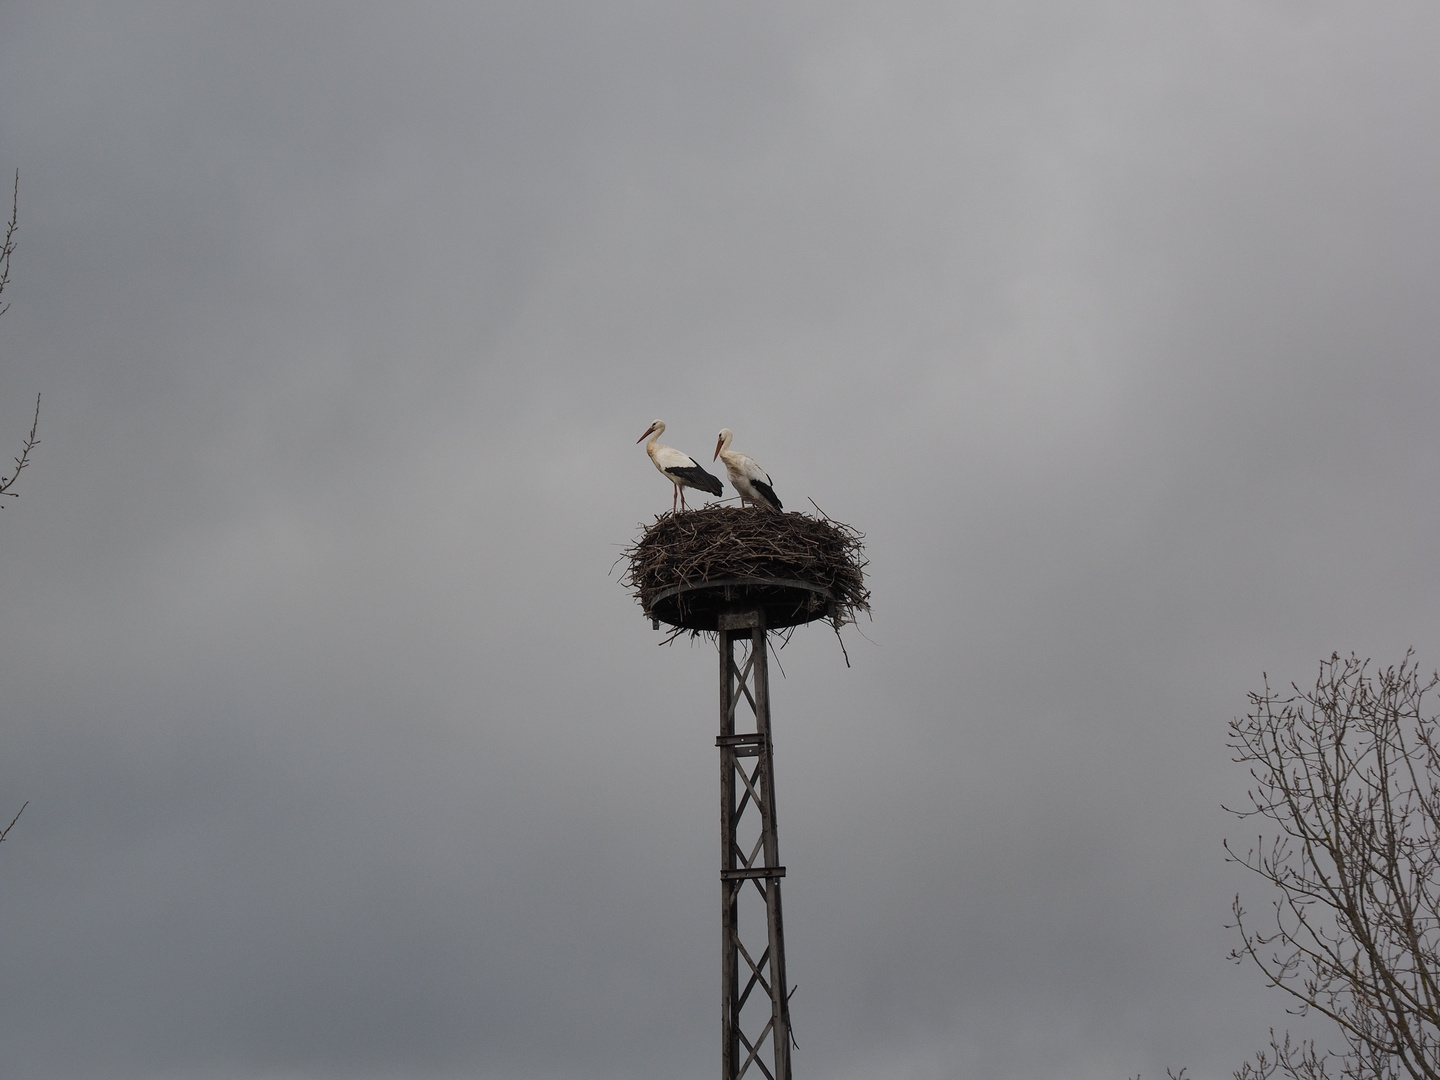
[714,428,782,511]
[637,419,724,513]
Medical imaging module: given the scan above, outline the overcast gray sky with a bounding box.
[1,3,1438,1078]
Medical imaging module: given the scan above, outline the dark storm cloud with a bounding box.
[1,2,1439,1078]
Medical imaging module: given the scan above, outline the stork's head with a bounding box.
[714,428,733,460]
[636,419,664,444]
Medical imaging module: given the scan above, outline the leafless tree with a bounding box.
[0,170,39,507]
[1226,651,1440,1080]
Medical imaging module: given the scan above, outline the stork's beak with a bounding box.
[713,438,722,461]
[636,425,654,444]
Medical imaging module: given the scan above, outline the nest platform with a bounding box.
[623,505,869,632]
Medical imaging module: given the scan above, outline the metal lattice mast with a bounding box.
[718,609,792,1080]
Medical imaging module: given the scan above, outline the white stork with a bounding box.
[714,428,782,511]
[637,419,723,513]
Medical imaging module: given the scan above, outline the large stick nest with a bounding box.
[622,505,870,633]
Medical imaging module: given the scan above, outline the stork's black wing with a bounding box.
[751,477,782,511]
[666,463,724,496]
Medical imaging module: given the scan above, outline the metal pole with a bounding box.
[720,623,740,1080]
[718,609,792,1080]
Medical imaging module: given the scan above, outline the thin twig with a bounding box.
[0,801,27,844]
[0,170,16,319]
[0,393,41,501]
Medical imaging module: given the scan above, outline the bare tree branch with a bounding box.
[1,167,34,851]
[0,801,25,845]
[0,171,40,505]
[0,170,16,319]
[0,392,40,502]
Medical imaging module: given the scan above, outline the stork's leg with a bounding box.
[679,485,688,512]
[672,483,679,514]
